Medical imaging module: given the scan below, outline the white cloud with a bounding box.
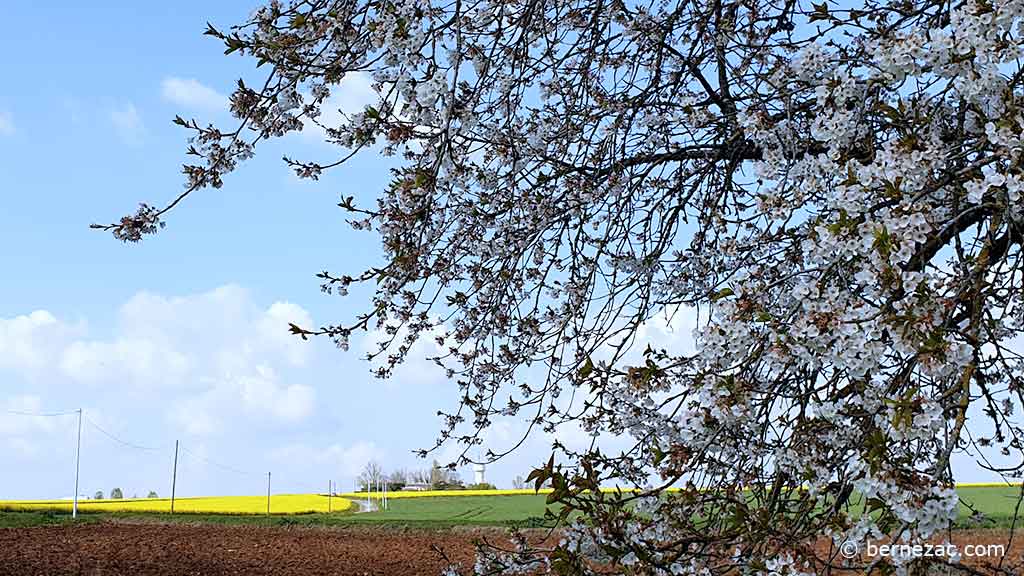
[270,440,382,478]
[110,103,144,146]
[258,301,314,367]
[0,286,464,497]
[0,110,14,135]
[108,285,311,374]
[60,337,192,388]
[302,72,378,141]
[168,392,223,436]
[1,286,320,437]
[630,306,701,359]
[236,365,315,422]
[0,310,82,375]
[161,77,227,112]
[0,311,59,371]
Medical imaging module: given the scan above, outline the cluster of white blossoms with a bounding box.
[105,0,1024,572]
[847,456,961,539]
[586,0,1022,572]
[664,0,1022,565]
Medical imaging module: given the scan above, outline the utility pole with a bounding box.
[266,472,271,515]
[73,408,82,519]
[170,440,179,514]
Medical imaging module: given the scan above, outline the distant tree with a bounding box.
[428,460,445,488]
[466,483,496,491]
[147,491,158,498]
[110,488,123,500]
[131,493,138,500]
[408,468,431,485]
[356,460,384,492]
[386,469,407,492]
[428,460,464,490]
[93,490,104,500]
[511,476,526,490]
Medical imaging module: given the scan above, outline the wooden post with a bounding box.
[73,409,82,519]
[266,472,271,515]
[170,440,179,514]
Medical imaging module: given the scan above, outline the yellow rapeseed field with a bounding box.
[0,494,353,515]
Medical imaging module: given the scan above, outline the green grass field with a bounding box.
[0,487,1020,529]
[956,485,1022,527]
[344,494,558,527]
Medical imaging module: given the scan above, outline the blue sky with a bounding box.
[0,1,517,499]
[0,2,1010,501]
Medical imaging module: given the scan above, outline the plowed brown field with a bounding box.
[2,523,1023,575]
[0,523,513,576]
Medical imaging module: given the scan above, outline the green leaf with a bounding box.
[203,22,223,38]
[223,37,245,55]
[711,287,734,302]
[413,172,430,188]
[526,454,555,492]
[883,177,903,199]
[578,357,594,379]
[809,2,830,22]
[872,228,892,258]
[651,443,666,466]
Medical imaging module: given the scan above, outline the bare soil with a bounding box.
[0,523,508,576]
[3,523,1023,575]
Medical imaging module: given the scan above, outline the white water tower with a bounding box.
[473,463,486,485]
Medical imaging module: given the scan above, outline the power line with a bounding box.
[83,414,164,452]
[9,406,348,499]
[8,406,257,476]
[3,409,79,417]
